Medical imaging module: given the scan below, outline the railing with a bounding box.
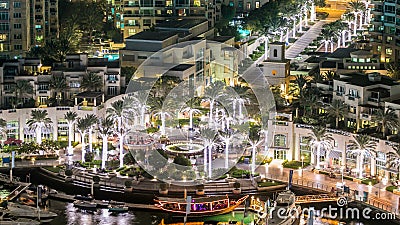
[263,173,399,216]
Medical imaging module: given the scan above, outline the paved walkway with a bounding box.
[252,164,400,214]
[285,21,326,59]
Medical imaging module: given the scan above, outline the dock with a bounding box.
[48,192,160,211]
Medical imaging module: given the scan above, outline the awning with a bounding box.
[329,150,342,159]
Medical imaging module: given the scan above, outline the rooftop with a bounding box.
[325,48,358,58]
[169,64,194,71]
[126,31,178,41]
[156,19,207,29]
[75,91,103,98]
[336,73,399,87]
[208,36,234,43]
[321,61,337,68]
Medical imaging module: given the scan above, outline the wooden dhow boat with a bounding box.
[154,195,248,217]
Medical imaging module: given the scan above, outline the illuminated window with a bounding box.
[255,1,260,8]
[246,2,250,9]
[194,0,200,6]
[167,9,172,14]
[166,0,172,6]
[386,48,392,55]
[274,134,286,147]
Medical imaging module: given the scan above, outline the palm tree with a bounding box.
[308,126,333,169]
[347,0,366,34]
[149,97,171,136]
[130,92,149,127]
[64,111,78,155]
[12,80,34,107]
[182,107,201,131]
[76,117,90,162]
[202,81,226,126]
[26,109,52,146]
[385,62,400,80]
[248,126,262,174]
[85,114,98,153]
[347,134,377,179]
[373,108,400,138]
[0,118,6,144]
[81,72,103,92]
[98,117,114,169]
[386,146,400,184]
[219,130,235,169]
[50,75,68,105]
[327,99,348,129]
[107,100,128,168]
[200,128,217,179]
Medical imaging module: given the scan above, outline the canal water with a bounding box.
[46,199,395,225]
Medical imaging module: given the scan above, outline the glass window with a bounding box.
[274,134,286,147]
[13,2,20,8]
[386,48,393,55]
[0,22,9,30]
[13,23,21,29]
[13,12,21,18]
[0,12,8,20]
[255,1,260,8]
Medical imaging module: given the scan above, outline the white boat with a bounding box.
[267,190,302,225]
[0,218,40,225]
[6,202,57,223]
[73,200,97,211]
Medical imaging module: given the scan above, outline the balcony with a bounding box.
[335,91,345,96]
[360,113,372,121]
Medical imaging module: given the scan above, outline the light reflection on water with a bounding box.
[46,200,390,225]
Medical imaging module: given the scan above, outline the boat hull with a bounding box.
[154,195,248,218]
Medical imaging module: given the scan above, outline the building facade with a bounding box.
[0,0,58,59]
[109,0,221,39]
[370,0,400,62]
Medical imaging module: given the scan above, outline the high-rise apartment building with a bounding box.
[0,0,58,59]
[108,0,221,39]
[370,0,400,62]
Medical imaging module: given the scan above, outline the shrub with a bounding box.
[160,183,168,190]
[65,169,73,177]
[361,179,379,186]
[173,155,192,166]
[282,160,310,169]
[93,175,100,183]
[125,180,133,187]
[386,186,397,192]
[196,184,204,190]
[146,127,159,134]
[44,166,62,173]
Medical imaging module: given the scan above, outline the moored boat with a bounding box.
[267,190,302,225]
[6,202,57,223]
[0,218,41,225]
[73,200,97,211]
[74,194,94,201]
[108,204,129,213]
[154,195,248,217]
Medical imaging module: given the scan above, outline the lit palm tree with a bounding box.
[200,128,217,179]
[27,109,52,146]
[107,100,128,168]
[81,71,103,92]
[202,81,226,126]
[130,92,149,127]
[0,118,6,144]
[373,108,400,138]
[248,126,262,174]
[64,111,78,155]
[219,130,235,169]
[347,0,366,34]
[327,99,348,129]
[308,126,333,169]
[386,146,400,184]
[149,97,171,137]
[76,117,90,162]
[12,80,34,107]
[50,75,68,105]
[98,117,114,169]
[85,114,98,153]
[347,134,377,179]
